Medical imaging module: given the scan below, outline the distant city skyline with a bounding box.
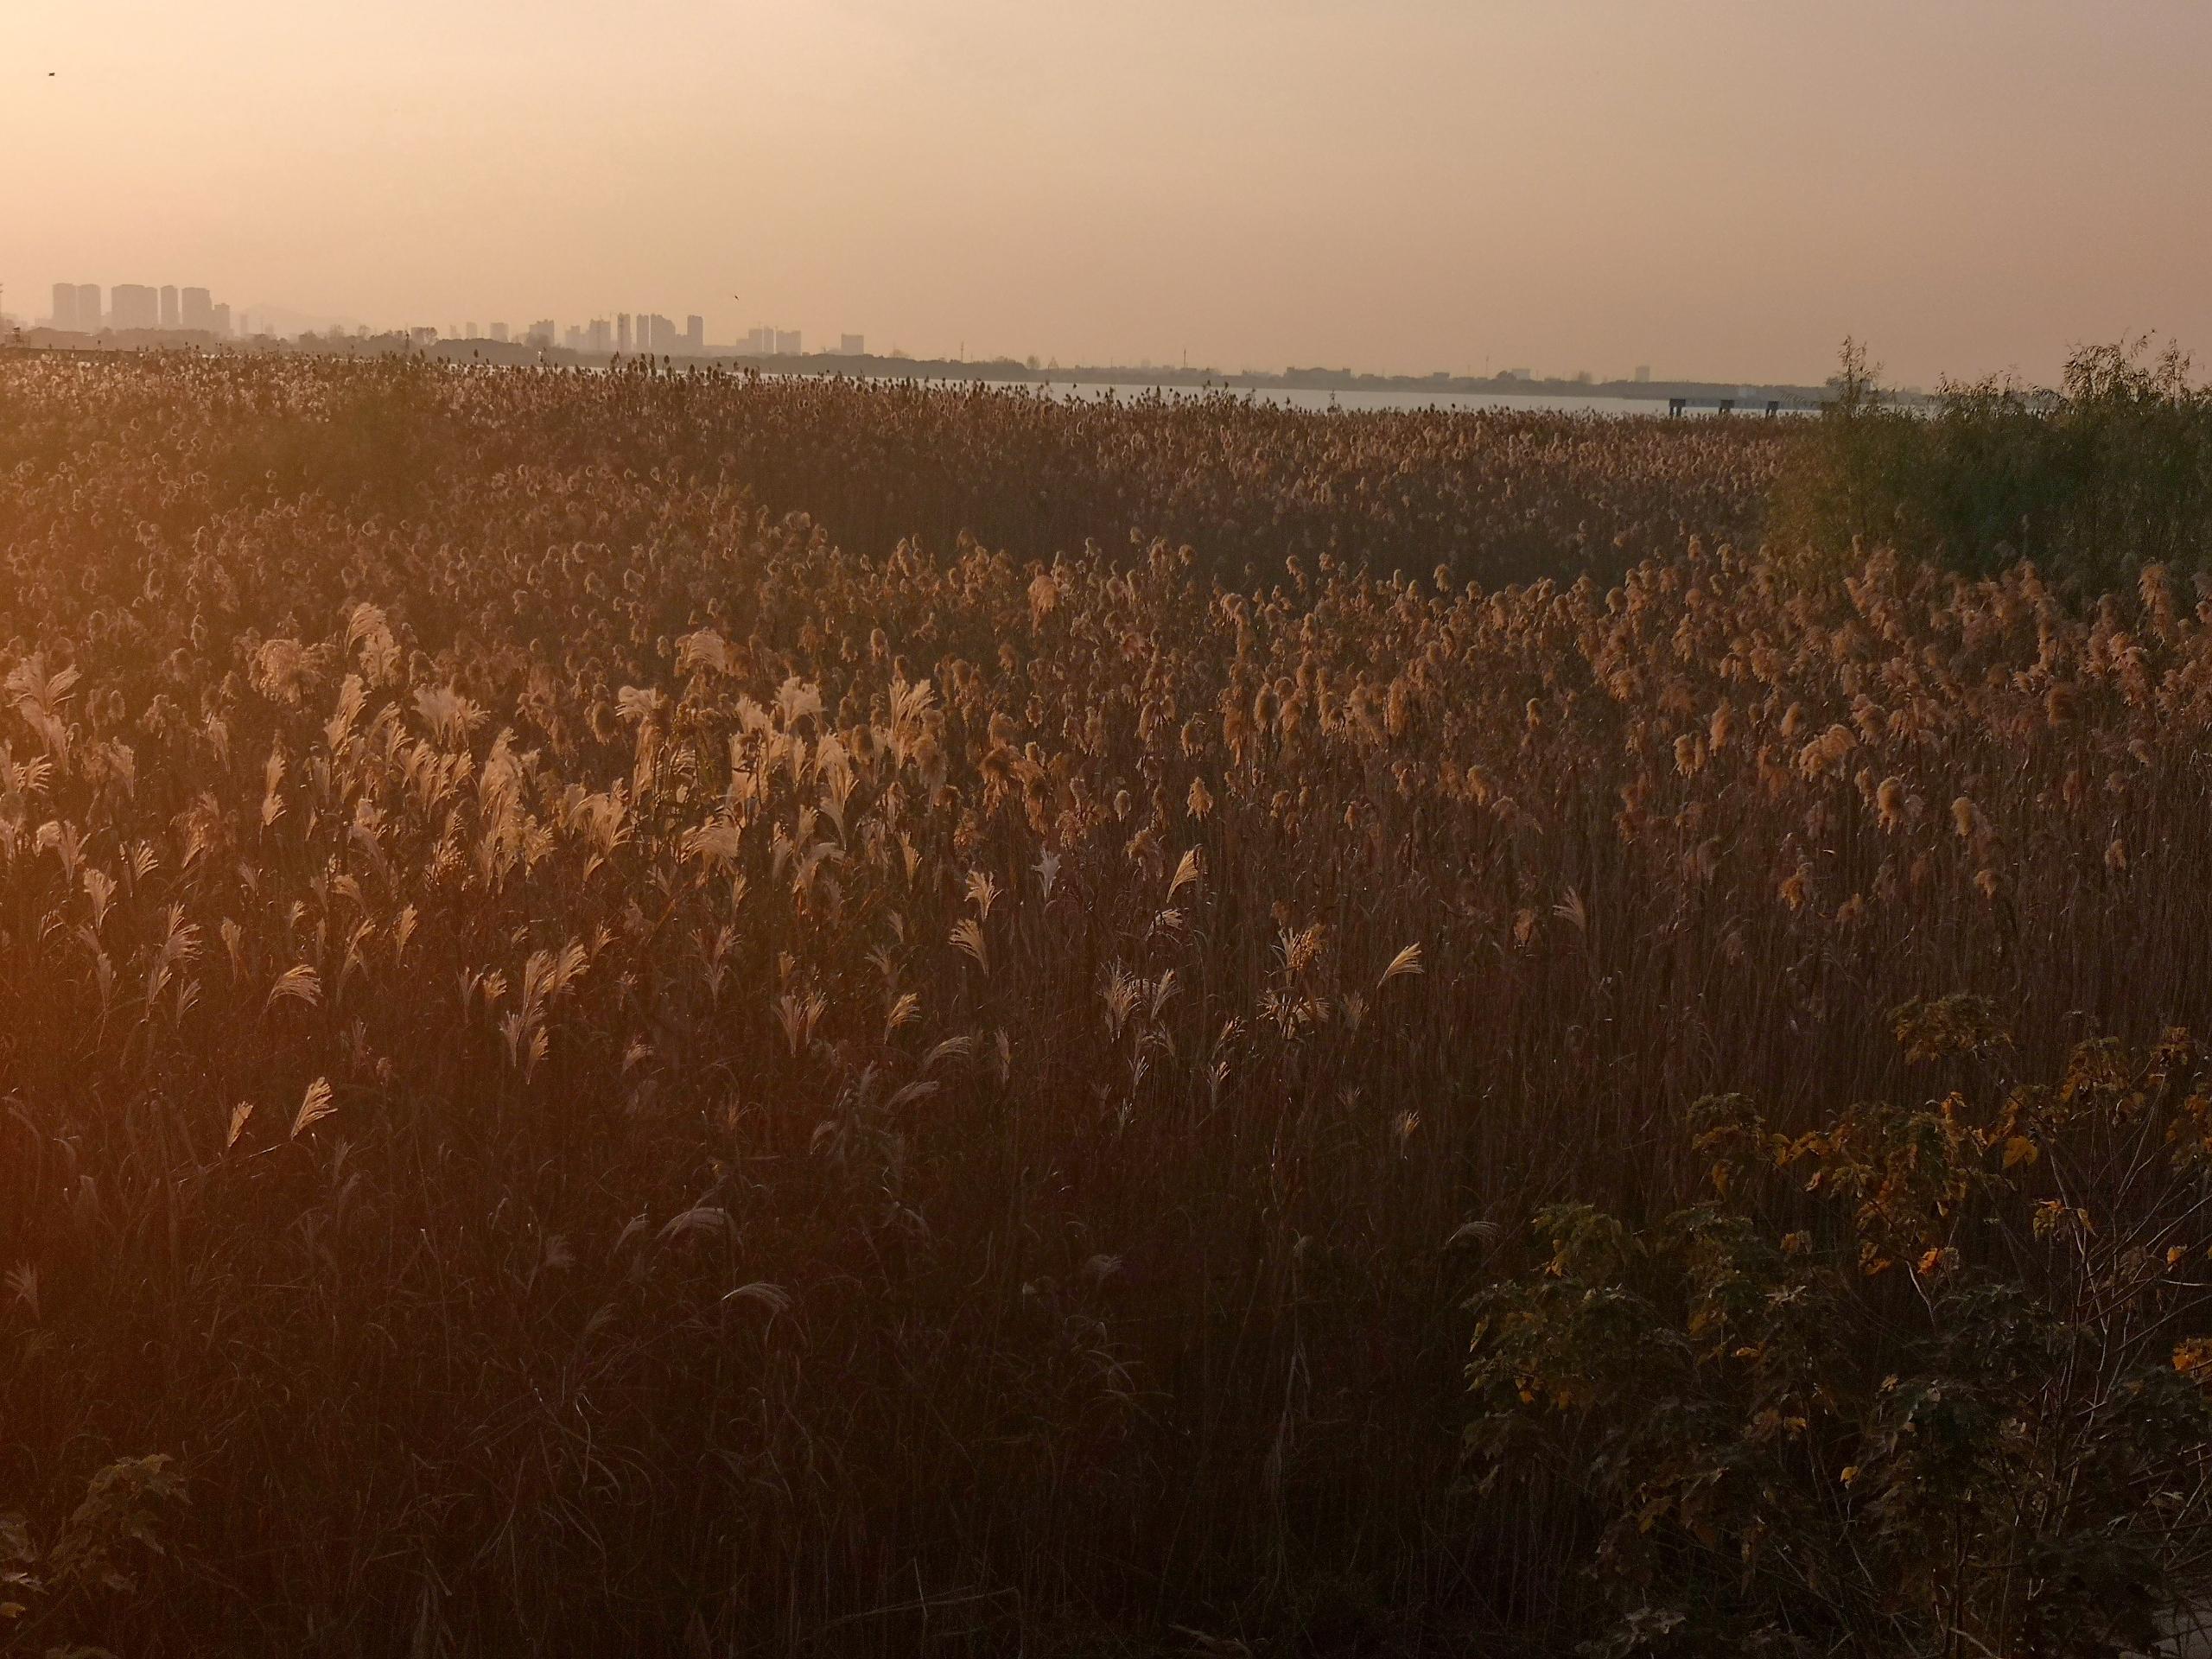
[17,278,841,360]
[12,285,1878,394]
[2,263,2180,394]
[10,3,2212,387]
[39,278,234,340]
[17,276,1706,382]
[22,275,1712,383]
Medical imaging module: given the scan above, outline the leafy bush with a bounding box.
[1467,1002,2212,1656]
[3,1454,185,1657]
[1774,337,2212,588]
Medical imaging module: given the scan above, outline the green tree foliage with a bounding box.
[1774,337,2212,588]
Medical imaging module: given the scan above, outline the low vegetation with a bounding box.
[4,354,2212,1654]
[1472,1005,2212,1656]
[1775,337,2212,588]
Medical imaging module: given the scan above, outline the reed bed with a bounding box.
[1,354,2206,1655]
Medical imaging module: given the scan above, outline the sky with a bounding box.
[6,0,2210,386]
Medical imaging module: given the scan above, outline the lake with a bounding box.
[892,378,1811,417]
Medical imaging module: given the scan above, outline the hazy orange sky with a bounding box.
[9,1,2209,385]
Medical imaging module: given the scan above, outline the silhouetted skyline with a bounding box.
[10,2,2211,385]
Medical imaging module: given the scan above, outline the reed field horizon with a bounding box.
[6,348,2212,1655]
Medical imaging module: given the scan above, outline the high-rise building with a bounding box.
[1634,365,1652,384]
[775,329,801,356]
[111,284,160,330]
[641,314,674,353]
[563,325,583,351]
[489,322,510,343]
[616,314,631,353]
[526,320,556,346]
[211,302,232,338]
[50,283,76,331]
[181,287,213,332]
[160,286,180,328]
[743,326,774,356]
[75,284,103,331]
[839,334,865,356]
[683,315,703,354]
[464,321,480,339]
[588,318,612,353]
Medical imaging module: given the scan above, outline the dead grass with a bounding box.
[0,353,2202,1654]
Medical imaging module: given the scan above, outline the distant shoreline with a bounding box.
[4,324,1873,409]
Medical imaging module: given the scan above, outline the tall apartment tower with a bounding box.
[683,315,703,354]
[616,314,631,353]
[181,288,213,331]
[50,283,76,331]
[111,284,160,330]
[489,322,510,343]
[774,329,801,356]
[211,302,232,337]
[160,286,181,328]
[74,284,102,331]
[839,334,865,356]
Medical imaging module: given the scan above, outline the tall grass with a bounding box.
[3,354,2211,1654]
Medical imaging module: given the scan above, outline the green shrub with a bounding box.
[1466,1006,2212,1656]
[3,1454,185,1656]
[1773,337,2212,588]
